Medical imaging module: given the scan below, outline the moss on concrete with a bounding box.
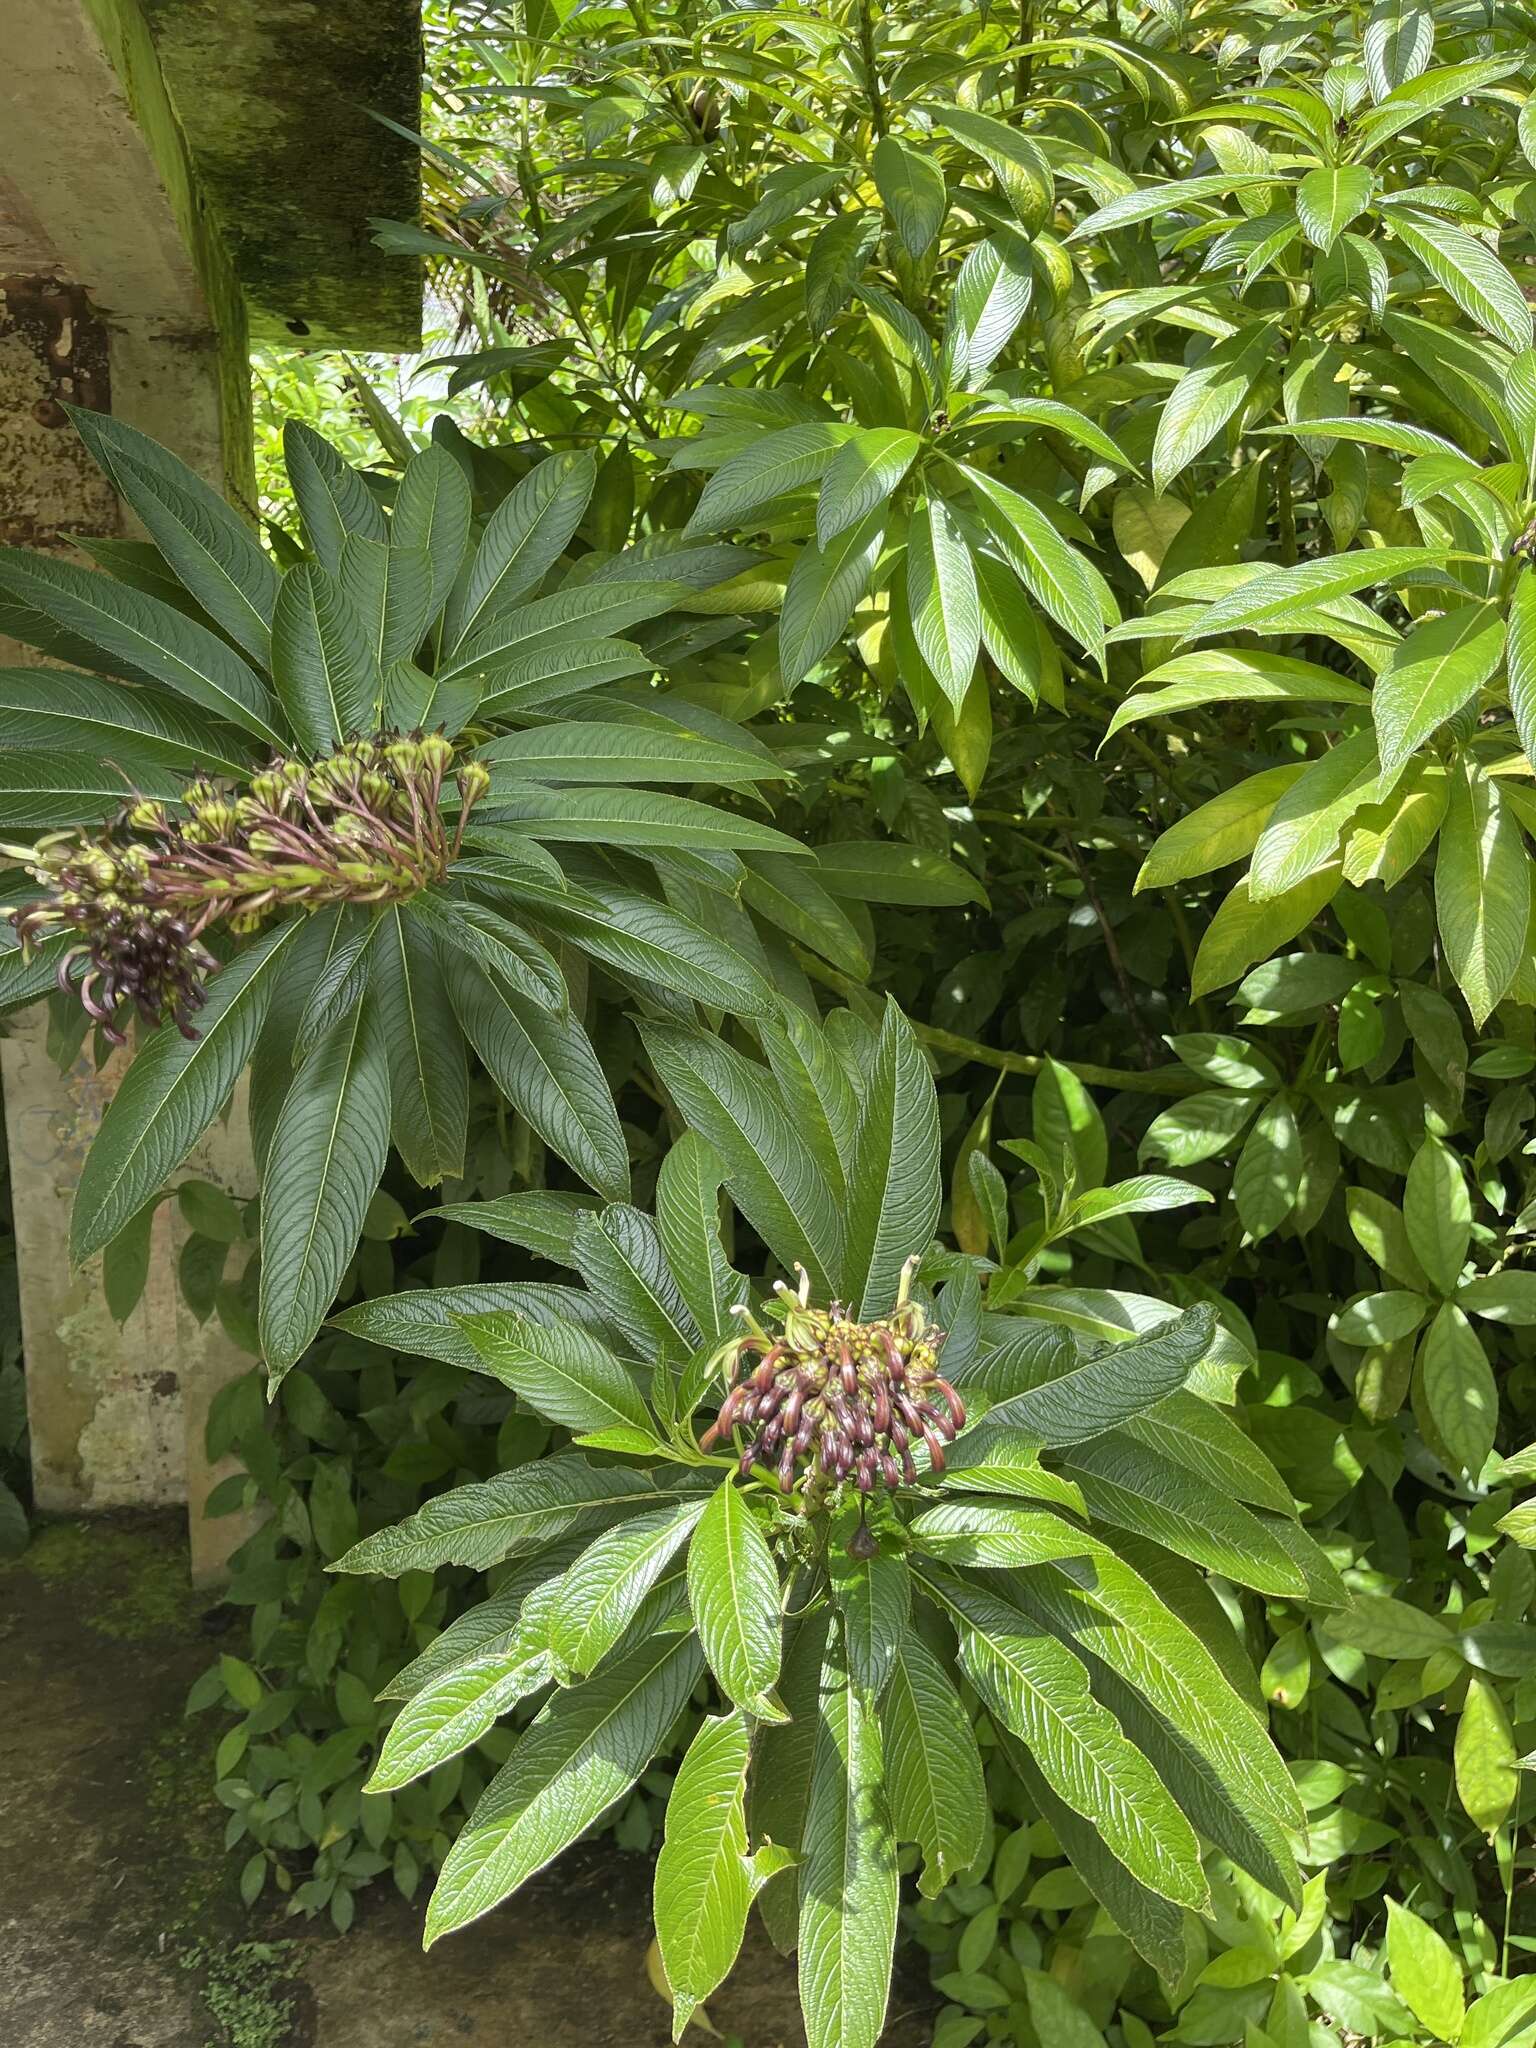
[141,0,423,350]
[78,0,256,510]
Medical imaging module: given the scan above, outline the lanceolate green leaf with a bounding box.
[779,512,885,687]
[1372,603,1504,776]
[284,420,386,568]
[1385,1897,1464,2043]
[1109,650,1370,741]
[1435,756,1528,1026]
[457,1311,651,1438]
[830,1548,910,1700]
[983,1304,1216,1443]
[1388,209,1534,353]
[453,582,680,677]
[843,1000,942,1314]
[1506,569,1536,770]
[1136,765,1303,889]
[573,1205,698,1358]
[1405,1135,1471,1296]
[880,1630,987,1896]
[872,134,947,257]
[0,547,280,744]
[0,750,184,829]
[338,536,436,671]
[424,1630,704,1944]
[369,906,467,1186]
[441,450,596,656]
[547,1499,705,1680]
[958,462,1114,661]
[1364,2,1434,100]
[72,918,305,1263]
[68,409,278,661]
[475,784,809,859]
[429,1191,595,1265]
[931,1567,1209,1909]
[1060,1432,1309,1596]
[1002,1735,1186,1978]
[366,1639,553,1794]
[408,891,565,1013]
[655,1132,743,1346]
[805,211,881,331]
[476,720,781,788]
[798,1641,898,2048]
[443,949,630,1201]
[270,562,383,751]
[907,494,981,711]
[811,839,986,908]
[1151,323,1272,495]
[259,990,392,1380]
[525,875,776,1018]
[643,1021,844,1294]
[655,1711,777,2040]
[330,1280,605,1372]
[1015,1541,1303,1831]
[932,105,1054,218]
[688,423,856,536]
[817,430,921,547]
[1123,1391,1294,1514]
[331,1455,660,1574]
[1181,548,1454,640]
[1296,166,1374,253]
[1422,1302,1498,1477]
[1069,172,1276,241]
[381,1547,586,1702]
[1248,729,1385,902]
[392,442,474,615]
[687,1480,783,1715]
[0,668,252,778]
[947,236,1033,384]
[759,1005,861,1202]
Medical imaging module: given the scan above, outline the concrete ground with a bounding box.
[0,1513,936,2048]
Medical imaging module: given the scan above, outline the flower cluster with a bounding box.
[698,1260,964,1503]
[6,732,490,1042]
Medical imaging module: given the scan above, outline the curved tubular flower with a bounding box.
[698,1256,965,1504]
[4,731,490,1042]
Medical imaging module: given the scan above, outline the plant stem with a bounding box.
[856,0,886,138]
[1062,829,1158,1067]
[792,953,1198,1094]
[1014,0,1037,102]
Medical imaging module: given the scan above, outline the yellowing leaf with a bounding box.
[1191,867,1342,997]
[1455,1672,1518,1836]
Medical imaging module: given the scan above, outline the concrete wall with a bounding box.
[0,0,422,1577]
[0,0,261,1577]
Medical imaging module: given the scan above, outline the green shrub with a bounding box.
[7,0,1536,2042]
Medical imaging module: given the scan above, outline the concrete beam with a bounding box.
[141,0,423,350]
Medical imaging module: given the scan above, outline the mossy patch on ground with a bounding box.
[13,1511,203,1640]
[0,1508,900,2045]
[177,1937,300,2048]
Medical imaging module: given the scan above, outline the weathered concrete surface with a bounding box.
[0,1515,938,2048]
[0,275,116,548]
[141,0,423,350]
[1,0,253,504]
[1,1020,261,1561]
[0,0,263,1561]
